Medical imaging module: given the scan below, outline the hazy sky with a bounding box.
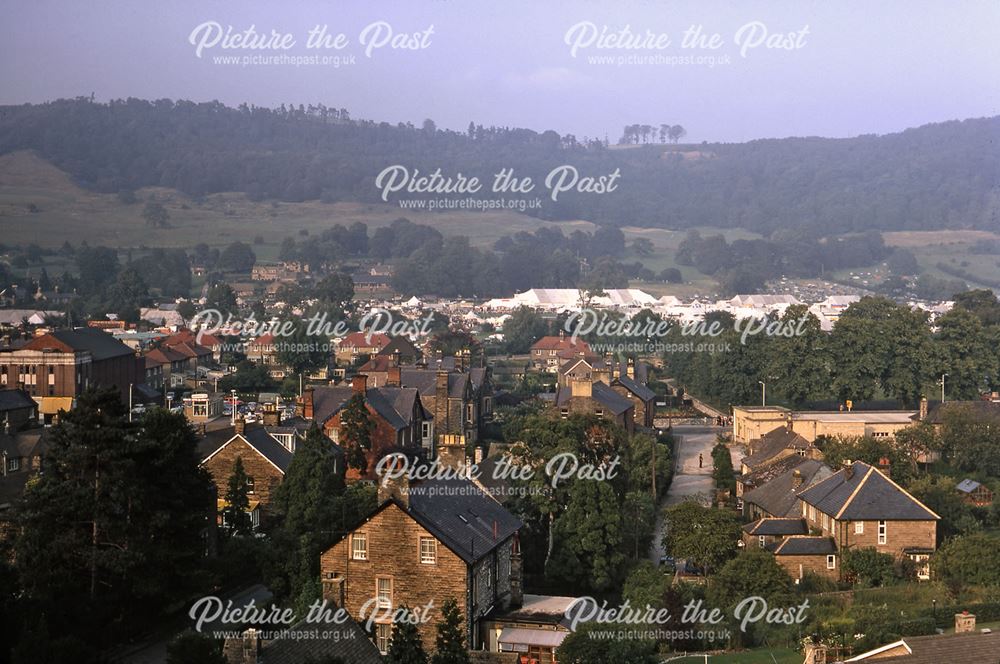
[2,0,998,143]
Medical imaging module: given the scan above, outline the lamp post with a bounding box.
[940,373,947,404]
[932,599,937,624]
[230,389,237,425]
[759,381,766,407]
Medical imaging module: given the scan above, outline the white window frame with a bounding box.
[245,476,255,495]
[855,521,864,535]
[420,537,437,564]
[376,577,393,609]
[878,520,887,545]
[7,457,19,472]
[351,532,368,560]
[758,535,766,548]
[827,555,836,569]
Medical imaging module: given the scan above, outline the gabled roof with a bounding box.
[743,427,813,469]
[23,327,134,360]
[743,459,834,518]
[844,630,1000,663]
[198,426,293,474]
[0,389,36,412]
[399,368,469,400]
[555,381,634,415]
[772,535,836,556]
[797,461,939,521]
[311,385,424,431]
[740,453,814,491]
[162,329,223,348]
[921,400,1000,425]
[145,346,188,365]
[743,518,808,536]
[260,617,382,664]
[613,375,656,402]
[408,479,522,564]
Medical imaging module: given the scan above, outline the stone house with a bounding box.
[553,379,635,435]
[319,475,522,655]
[530,332,591,371]
[198,420,294,528]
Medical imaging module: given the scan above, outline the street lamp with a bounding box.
[758,381,766,407]
[230,389,237,425]
[940,374,948,404]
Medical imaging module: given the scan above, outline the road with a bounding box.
[649,424,743,562]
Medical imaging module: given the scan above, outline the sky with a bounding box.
[2,0,998,143]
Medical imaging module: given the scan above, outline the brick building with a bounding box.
[553,379,635,434]
[302,376,430,480]
[0,327,143,413]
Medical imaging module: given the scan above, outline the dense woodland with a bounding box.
[1,97,997,234]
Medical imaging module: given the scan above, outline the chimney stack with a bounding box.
[919,396,928,420]
[387,364,401,387]
[843,460,854,481]
[298,386,315,420]
[262,402,280,427]
[390,348,401,368]
[877,456,892,477]
[509,534,523,609]
[377,454,410,508]
[352,374,368,395]
[792,469,803,490]
[626,357,635,379]
[955,611,976,633]
[437,434,467,472]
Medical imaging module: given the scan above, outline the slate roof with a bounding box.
[921,400,1000,424]
[259,617,382,664]
[743,428,813,469]
[198,425,293,473]
[531,336,591,352]
[743,459,834,518]
[311,385,424,431]
[399,368,470,401]
[743,518,808,536]
[739,453,813,492]
[797,461,939,521]
[773,536,836,556]
[24,327,134,360]
[845,630,1000,663]
[406,478,523,564]
[614,375,656,402]
[0,389,35,412]
[555,381,634,416]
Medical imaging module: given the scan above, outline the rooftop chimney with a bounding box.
[626,357,635,379]
[791,469,803,489]
[843,460,854,481]
[387,364,401,387]
[262,402,280,427]
[437,434,467,472]
[570,379,592,399]
[352,374,368,395]
[377,454,410,508]
[298,386,315,420]
[955,611,976,633]
[919,397,928,420]
[390,348,401,368]
[877,456,892,477]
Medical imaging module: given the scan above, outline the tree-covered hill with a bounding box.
[1,97,996,235]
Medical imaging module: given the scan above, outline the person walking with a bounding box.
[698,452,703,469]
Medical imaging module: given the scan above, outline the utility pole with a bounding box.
[128,383,133,422]
[940,373,947,403]
[759,381,766,407]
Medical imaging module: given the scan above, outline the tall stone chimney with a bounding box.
[843,460,854,481]
[791,469,803,490]
[437,434,467,471]
[434,371,451,434]
[377,454,410,508]
[261,402,280,427]
[387,364,401,387]
[352,374,368,395]
[509,534,523,609]
[919,397,929,420]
